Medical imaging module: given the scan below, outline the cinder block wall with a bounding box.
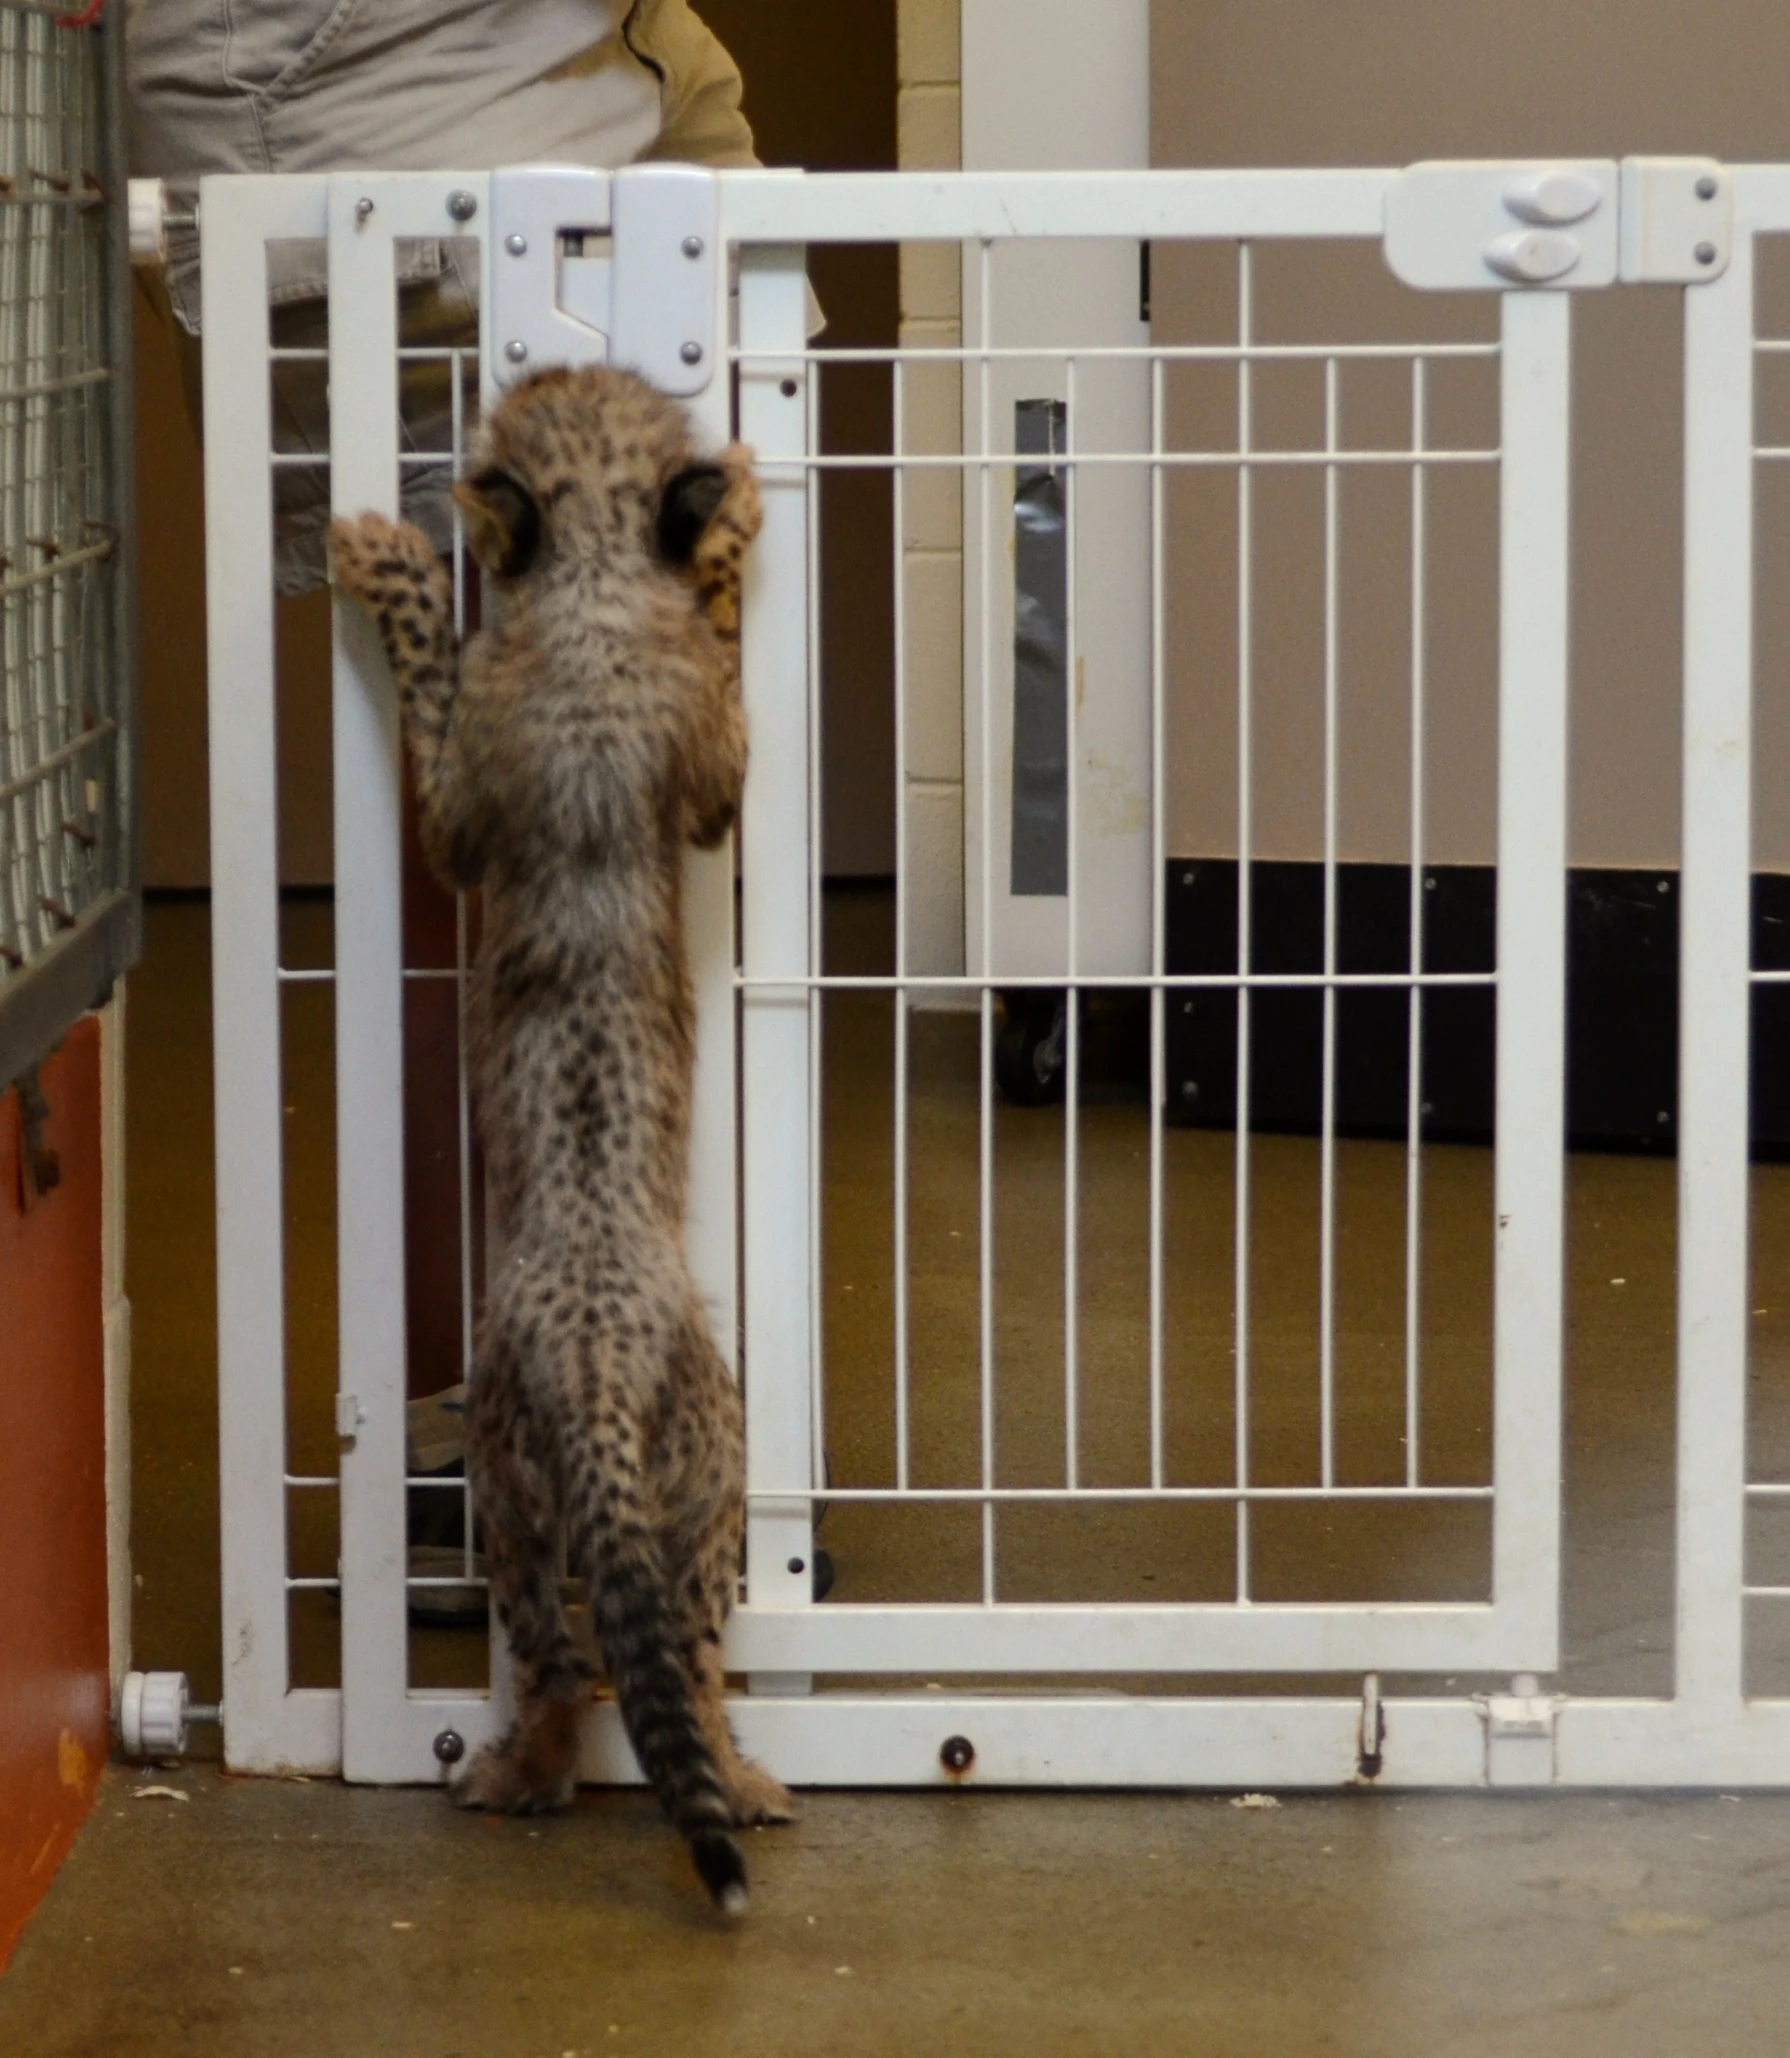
[897,0,966,976]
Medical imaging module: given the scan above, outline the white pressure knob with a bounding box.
[120,1670,190,1758]
[1504,168,1602,227]
[127,178,168,265]
[1483,229,1582,285]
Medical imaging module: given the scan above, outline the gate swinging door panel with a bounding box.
[721,174,1569,1712]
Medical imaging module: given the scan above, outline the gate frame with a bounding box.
[198,160,1783,1789]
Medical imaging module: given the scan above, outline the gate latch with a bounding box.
[1479,1673,1561,1787]
[335,1391,366,1444]
[489,163,720,397]
[1384,157,1732,291]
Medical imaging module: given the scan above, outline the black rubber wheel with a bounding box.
[995,995,1068,1106]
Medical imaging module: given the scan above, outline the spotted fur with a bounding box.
[329,364,788,1916]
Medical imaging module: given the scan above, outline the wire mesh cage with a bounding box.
[0,1,137,1087]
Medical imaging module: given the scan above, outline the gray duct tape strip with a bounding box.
[1011,397,1069,898]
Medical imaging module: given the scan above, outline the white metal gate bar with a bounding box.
[737,241,820,1692]
[196,159,1790,1788]
[329,172,453,1785]
[203,173,337,1774]
[1675,193,1753,1729]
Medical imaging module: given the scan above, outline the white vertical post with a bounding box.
[681,235,740,1381]
[203,174,338,1776]
[1676,237,1755,1716]
[1490,290,1570,1665]
[328,175,410,1782]
[736,245,816,1691]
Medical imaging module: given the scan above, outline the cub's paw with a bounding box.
[728,1760,799,1828]
[702,444,763,556]
[449,1735,576,1818]
[689,447,762,643]
[328,511,450,619]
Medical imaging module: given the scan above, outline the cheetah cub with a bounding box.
[330,364,789,1916]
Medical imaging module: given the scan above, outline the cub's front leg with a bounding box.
[689,444,763,649]
[329,513,487,887]
[676,447,758,848]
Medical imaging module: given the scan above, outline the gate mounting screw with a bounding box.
[433,1729,466,1766]
[1696,241,1719,265]
[940,1735,975,1776]
[682,235,705,259]
[680,341,704,367]
[505,339,529,364]
[504,232,528,257]
[1697,175,1720,200]
[354,197,374,224]
[446,190,478,222]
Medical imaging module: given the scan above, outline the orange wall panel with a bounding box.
[0,1018,110,1972]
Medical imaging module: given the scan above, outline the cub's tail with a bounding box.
[588,1533,746,1914]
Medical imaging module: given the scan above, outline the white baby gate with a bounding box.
[185,157,1790,1788]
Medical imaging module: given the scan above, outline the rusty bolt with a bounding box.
[940,1735,975,1776]
[433,1729,466,1766]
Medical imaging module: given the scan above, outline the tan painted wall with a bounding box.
[898,0,966,968]
[1153,0,1790,870]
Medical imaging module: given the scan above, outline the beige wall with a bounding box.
[897,0,966,968]
[1154,0,1790,870]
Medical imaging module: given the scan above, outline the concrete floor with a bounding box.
[9,1773,1790,2055]
[11,891,1790,2050]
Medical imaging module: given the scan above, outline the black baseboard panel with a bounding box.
[1162,861,1790,1154]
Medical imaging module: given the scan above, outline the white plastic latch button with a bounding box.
[1484,229,1583,285]
[1504,168,1602,227]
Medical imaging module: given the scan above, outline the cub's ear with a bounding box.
[657,463,731,567]
[451,467,541,578]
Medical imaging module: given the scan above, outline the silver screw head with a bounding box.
[433,1728,466,1766]
[680,340,704,366]
[683,235,706,260]
[354,196,374,222]
[1697,175,1720,200]
[504,231,528,257]
[446,189,478,222]
[504,338,529,364]
[1696,240,1719,265]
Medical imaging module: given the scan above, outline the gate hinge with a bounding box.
[335,1391,366,1444]
[489,163,720,397]
[1385,157,1731,291]
[1478,1673,1562,1787]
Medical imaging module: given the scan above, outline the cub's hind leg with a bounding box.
[453,1356,590,1816]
